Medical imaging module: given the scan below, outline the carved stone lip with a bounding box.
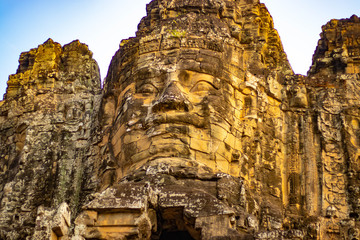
[144,112,208,129]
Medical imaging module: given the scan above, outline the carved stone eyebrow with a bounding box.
[189,80,218,92]
[187,72,221,89]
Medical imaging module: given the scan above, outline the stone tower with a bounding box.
[0,0,360,239]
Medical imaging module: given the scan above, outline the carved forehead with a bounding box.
[115,38,245,93]
[132,47,241,79]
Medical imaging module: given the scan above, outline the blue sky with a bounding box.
[0,0,358,99]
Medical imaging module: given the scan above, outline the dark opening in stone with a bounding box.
[159,230,195,240]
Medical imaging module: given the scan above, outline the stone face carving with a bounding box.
[0,39,102,239]
[100,0,290,187]
[1,0,360,239]
[105,48,247,178]
[85,0,291,238]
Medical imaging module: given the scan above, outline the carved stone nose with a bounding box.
[152,82,192,112]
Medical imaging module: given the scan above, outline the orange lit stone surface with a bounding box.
[1,1,360,239]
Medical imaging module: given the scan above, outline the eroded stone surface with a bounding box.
[93,1,290,238]
[1,1,360,240]
[0,39,101,239]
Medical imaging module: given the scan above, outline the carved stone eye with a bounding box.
[137,83,158,95]
[190,81,215,93]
